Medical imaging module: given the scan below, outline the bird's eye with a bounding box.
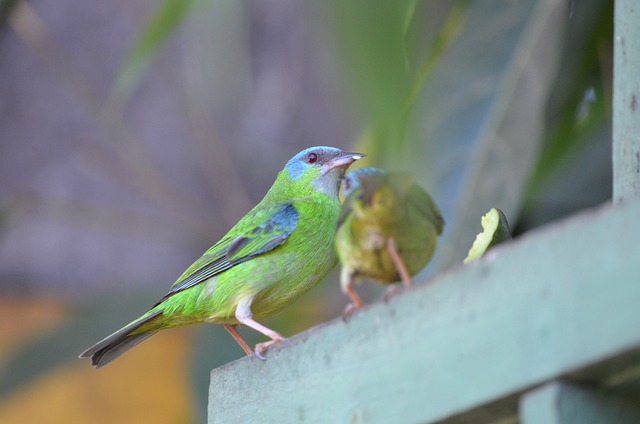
[344,178,352,191]
[306,152,318,164]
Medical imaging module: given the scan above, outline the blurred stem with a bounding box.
[113,0,199,99]
[399,1,468,123]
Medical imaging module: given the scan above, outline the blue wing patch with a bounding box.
[154,203,299,304]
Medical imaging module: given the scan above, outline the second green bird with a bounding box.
[80,146,363,367]
[335,167,444,315]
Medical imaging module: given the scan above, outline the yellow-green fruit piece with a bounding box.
[464,208,512,264]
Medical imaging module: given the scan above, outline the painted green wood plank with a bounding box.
[520,381,640,424]
[209,198,640,424]
[613,0,640,202]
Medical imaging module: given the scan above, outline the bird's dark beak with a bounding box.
[326,152,365,170]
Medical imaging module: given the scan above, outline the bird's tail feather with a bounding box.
[79,310,163,368]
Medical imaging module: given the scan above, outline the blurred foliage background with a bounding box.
[0,0,613,422]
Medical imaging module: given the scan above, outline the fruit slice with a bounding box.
[464,208,512,264]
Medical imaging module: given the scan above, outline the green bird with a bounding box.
[80,146,363,367]
[335,167,444,315]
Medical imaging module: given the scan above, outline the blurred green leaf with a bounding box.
[327,0,424,160]
[402,0,572,269]
[327,1,468,161]
[396,1,468,154]
[114,0,198,99]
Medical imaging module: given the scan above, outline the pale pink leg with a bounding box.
[235,297,285,360]
[387,237,413,288]
[340,266,363,321]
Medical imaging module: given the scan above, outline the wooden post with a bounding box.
[613,0,640,202]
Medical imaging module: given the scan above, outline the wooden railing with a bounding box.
[207,198,640,423]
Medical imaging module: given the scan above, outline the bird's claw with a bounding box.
[383,285,403,303]
[342,303,361,322]
[254,348,267,361]
[253,337,283,361]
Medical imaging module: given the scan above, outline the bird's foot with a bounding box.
[382,285,403,303]
[254,334,285,361]
[342,302,362,322]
